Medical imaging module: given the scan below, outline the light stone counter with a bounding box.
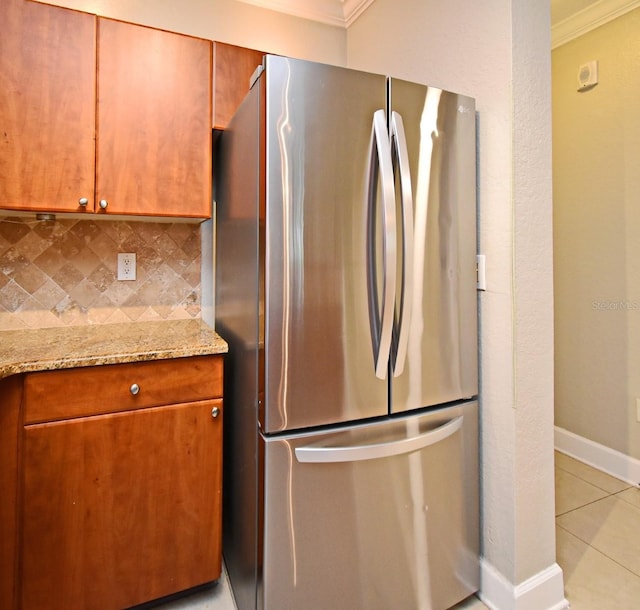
[0,319,228,380]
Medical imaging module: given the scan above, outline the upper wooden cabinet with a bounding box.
[213,42,264,130]
[0,3,212,218]
[97,19,212,218]
[0,1,96,213]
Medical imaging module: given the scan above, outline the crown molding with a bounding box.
[552,0,640,48]
[234,0,375,27]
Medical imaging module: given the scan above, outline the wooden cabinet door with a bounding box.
[213,42,264,130]
[0,1,95,213]
[0,375,22,610]
[96,19,212,218]
[20,398,223,610]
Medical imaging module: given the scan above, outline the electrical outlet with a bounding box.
[117,253,136,281]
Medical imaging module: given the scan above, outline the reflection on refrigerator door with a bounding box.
[215,54,479,610]
[261,402,479,610]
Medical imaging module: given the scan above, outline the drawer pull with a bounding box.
[211,406,220,419]
[130,383,140,396]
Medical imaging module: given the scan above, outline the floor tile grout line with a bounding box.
[555,490,620,518]
[555,463,633,494]
[562,486,640,515]
[556,521,640,581]
[612,487,640,508]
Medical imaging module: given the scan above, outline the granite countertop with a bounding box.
[0,319,228,380]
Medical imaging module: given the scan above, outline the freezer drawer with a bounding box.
[261,401,479,610]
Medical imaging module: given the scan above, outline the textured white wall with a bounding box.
[348,0,560,607]
[511,0,557,590]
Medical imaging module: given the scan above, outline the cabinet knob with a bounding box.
[78,197,89,207]
[99,199,108,209]
[211,406,220,419]
[130,383,140,396]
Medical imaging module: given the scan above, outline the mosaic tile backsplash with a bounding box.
[0,216,202,330]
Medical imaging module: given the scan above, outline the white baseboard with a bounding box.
[554,426,640,486]
[479,559,568,610]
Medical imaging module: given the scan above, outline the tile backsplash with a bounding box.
[0,216,202,331]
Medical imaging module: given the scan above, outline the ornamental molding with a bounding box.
[552,0,640,48]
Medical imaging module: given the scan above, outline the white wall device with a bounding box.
[117,252,137,281]
[577,60,598,92]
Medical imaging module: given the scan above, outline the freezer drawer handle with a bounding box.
[295,415,463,463]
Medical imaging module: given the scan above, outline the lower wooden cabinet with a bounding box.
[3,355,224,610]
[0,375,21,610]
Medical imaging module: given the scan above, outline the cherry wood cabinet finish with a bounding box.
[1,3,212,218]
[0,1,95,212]
[20,397,223,610]
[97,19,212,217]
[24,354,223,424]
[0,354,225,610]
[213,42,264,130]
[0,376,22,610]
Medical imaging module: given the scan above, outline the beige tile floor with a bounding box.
[555,450,640,610]
[143,566,236,610]
[153,452,640,610]
[150,565,487,610]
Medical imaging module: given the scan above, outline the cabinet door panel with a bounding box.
[0,375,22,610]
[97,19,212,218]
[0,2,95,212]
[21,399,223,610]
[213,42,264,130]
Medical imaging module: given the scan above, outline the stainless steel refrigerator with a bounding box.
[214,55,479,610]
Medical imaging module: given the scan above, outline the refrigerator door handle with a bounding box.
[366,109,397,380]
[390,111,414,377]
[295,415,463,463]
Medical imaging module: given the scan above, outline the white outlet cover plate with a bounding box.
[117,253,136,281]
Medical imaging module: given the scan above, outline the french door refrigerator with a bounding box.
[215,55,479,610]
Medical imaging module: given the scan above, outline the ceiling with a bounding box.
[236,0,640,47]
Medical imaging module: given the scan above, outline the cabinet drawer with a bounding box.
[24,355,222,424]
